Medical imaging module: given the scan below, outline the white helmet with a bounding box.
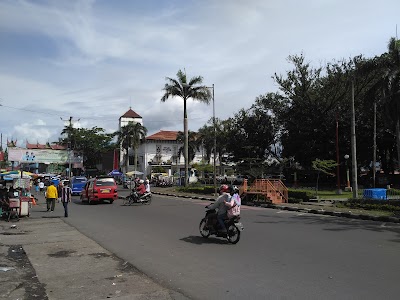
[139,179,144,184]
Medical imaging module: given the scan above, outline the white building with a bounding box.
[118,108,143,173]
[118,108,217,178]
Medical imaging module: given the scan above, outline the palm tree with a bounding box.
[161,69,212,186]
[115,122,147,173]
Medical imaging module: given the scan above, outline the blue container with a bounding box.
[363,188,387,200]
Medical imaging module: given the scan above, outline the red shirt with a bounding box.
[136,184,146,195]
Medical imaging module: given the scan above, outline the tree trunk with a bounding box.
[184,98,188,187]
[396,119,400,171]
[134,146,138,172]
[125,148,129,173]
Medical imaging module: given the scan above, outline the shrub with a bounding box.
[343,198,400,212]
[177,186,214,194]
[288,189,314,202]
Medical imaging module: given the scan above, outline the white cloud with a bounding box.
[0,0,399,147]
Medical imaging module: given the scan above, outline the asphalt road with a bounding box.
[63,192,400,300]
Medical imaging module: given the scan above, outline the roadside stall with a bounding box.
[0,171,33,219]
[13,176,32,217]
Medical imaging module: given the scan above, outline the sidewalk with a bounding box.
[151,186,400,224]
[0,193,188,300]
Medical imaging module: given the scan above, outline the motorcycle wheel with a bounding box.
[199,218,211,238]
[146,196,152,205]
[227,224,241,244]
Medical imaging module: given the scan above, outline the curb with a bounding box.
[152,192,400,224]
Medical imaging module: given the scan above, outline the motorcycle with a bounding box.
[199,206,244,244]
[124,189,152,205]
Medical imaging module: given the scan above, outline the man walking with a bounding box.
[61,181,72,217]
[45,182,58,212]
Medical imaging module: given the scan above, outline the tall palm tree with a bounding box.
[115,122,147,173]
[161,69,212,186]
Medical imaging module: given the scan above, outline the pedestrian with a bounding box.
[57,181,63,203]
[45,182,58,212]
[38,180,44,192]
[60,181,72,217]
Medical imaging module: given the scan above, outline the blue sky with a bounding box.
[0,0,399,147]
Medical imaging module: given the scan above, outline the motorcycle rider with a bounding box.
[206,184,231,233]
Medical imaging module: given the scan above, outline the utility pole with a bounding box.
[335,111,341,194]
[373,100,377,188]
[351,80,358,199]
[212,84,217,196]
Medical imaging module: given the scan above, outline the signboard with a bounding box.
[8,148,69,164]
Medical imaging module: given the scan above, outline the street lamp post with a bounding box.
[212,84,217,196]
[206,84,217,195]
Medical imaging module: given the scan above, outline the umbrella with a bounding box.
[107,169,123,176]
[126,170,143,177]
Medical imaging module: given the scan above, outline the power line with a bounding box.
[0,103,210,123]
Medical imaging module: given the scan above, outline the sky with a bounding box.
[0,0,399,148]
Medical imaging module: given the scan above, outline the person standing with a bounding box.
[61,181,72,217]
[45,182,58,212]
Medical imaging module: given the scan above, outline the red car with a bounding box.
[80,177,118,204]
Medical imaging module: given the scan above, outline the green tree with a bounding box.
[380,38,400,169]
[197,122,214,164]
[312,159,337,196]
[176,131,199,164]
[161,69,212,186]
[59,126,114,169]
[224,102,276,177]
[114,122,147,173]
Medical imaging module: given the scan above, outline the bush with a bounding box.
[342,198,400,212]
[177,186,214,194]
[288,189,314,202]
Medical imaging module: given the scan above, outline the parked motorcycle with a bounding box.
[124,190,152,205]
[199,206,244,244]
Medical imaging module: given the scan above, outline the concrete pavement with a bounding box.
[0,192,189,300]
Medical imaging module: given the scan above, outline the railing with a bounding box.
[242,179,288,204]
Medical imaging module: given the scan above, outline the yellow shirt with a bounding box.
[46,185,58,199]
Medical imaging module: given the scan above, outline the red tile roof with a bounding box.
[146,130,179,141]
[51,144,67,150]
[120,108,142,119]
[26,142,49,149]
[26,142,67,150]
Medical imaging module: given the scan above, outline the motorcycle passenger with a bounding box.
[136,179,146,196]
[145,179,151,193]
[226,185,241,218]
[207,184,231,233]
